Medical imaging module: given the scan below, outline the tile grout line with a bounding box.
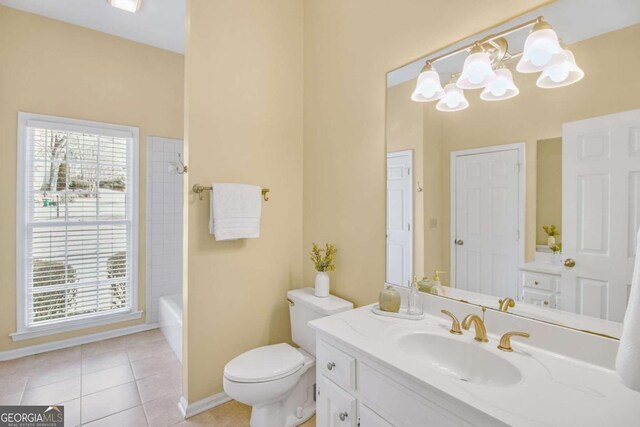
[128,348,150,427]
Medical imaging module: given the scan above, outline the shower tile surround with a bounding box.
[147,137,184,323]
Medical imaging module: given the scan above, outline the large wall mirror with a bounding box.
[385,0,640,339]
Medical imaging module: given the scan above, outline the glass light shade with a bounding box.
[481,68,519,101]
[536,50,584,88]
[436,83,469,112]
[411,66,445,102]
[517,28,564,73]
[107,0,142,13]
[457,50,496,89]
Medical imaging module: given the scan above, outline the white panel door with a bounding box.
[454,149,520,298]
[562,109,640,321]
[386,151,413,286]
[316,375,357,427]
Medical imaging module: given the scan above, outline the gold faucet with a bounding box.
[498,297,516,312]
[497,331,530,352]
[440,310,462,335]
[461,314,489,342]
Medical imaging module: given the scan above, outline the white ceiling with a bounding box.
[0,0,185,54]
[387,0,640,87]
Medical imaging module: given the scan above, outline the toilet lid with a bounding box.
[224,343,306,383]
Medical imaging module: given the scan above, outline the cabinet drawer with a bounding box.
[317,341,356,390]
[523,272,557,292]
[522,288,554,308]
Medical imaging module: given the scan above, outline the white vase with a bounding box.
[547,235,556,246]
[315,272,330,298]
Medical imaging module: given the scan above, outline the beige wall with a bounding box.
[303,0,551,306]
[0,6,184,351]
[185,0,303,401]
[420,24,640,280]
[386,80,425,278]
[536,138,562,245]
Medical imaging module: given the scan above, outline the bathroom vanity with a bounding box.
[310,304,640,427]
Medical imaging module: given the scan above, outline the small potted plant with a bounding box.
[309,243,337,297]
[542,224,559,246]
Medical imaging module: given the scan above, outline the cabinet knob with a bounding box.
[327,362,335,371]
[455,239,464,246]
[534,281,539,285]
[339,411,348,421]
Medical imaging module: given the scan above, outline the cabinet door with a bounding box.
[522,287,554,308]
[359,403,393,427]
[317,375,357,427]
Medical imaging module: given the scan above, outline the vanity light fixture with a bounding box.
[411,62,445,102]
[436,80,469,112]
[457,44,496,90]
[107,0,142,13]
[411,16,584,110]
[480,67,519,101]
[516,19,564,73]
[536,49,584,88]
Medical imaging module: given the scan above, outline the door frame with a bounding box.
[386,149,414,287]
[449,142,526,289]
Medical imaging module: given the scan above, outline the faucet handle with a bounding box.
[440,310,462,335]
[498,331,530,352]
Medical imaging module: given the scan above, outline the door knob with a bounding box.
[564,258,576,268]
[455,239,464,246]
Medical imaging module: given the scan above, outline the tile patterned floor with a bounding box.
[0,330,316,426]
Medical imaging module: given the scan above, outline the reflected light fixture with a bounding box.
[411,62,445,102]
[107,0,142,13]
[436,81,469,112]
[517,19,564,73]
[481,67,519,101]
[536,49,584,88]
[457,44,496,89]
[410,16,584,111]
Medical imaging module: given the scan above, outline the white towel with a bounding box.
[616,227,640,391]
[209,183,262,241]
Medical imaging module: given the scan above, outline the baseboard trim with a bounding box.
[178,392,231,419]
[0,323,159,361]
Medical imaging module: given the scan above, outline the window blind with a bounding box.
[23,122,135,327]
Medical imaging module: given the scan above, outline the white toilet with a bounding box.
[223,288,353,427]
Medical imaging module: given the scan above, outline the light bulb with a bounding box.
[457,46,496,90]
[436,83,469,112]
[481,68,519,101]
[517,22,564,73]
[411,63,445,102]
[537,49,584,89]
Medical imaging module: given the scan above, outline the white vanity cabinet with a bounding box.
[518,263,561,309]
[315,338,502,427]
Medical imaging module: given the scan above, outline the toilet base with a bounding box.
[249,366,316,427]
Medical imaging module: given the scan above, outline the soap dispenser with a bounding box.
[430,270,445,295]
[407,276,423,316]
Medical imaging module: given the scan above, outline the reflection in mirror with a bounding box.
[385,0,640,338]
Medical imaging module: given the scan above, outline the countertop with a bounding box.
[310,305,640,427]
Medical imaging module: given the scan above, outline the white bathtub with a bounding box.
[159,293,182,363]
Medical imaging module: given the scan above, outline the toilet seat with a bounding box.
[224,343,307,383]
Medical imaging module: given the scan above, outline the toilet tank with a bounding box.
[288,288,353,356]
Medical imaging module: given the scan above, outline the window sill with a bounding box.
[10,310,144,341]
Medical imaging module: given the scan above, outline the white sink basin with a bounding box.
[397,332,522,387]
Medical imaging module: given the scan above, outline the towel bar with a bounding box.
[192,184,270,202]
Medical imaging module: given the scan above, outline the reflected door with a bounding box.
[386,151,413,286]
[562,109,640,321]
[453,148,520,298]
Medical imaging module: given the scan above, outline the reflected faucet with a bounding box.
[461,314,489,342]
[498,298,516,312]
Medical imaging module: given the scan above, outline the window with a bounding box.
[14,113,140,340]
